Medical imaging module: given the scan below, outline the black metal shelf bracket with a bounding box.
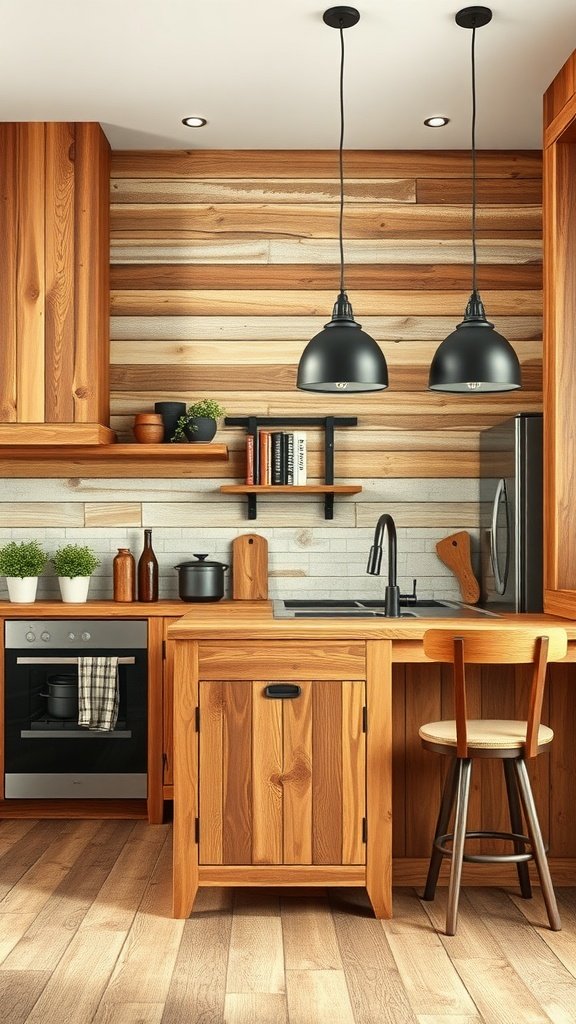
[224,415,358,520]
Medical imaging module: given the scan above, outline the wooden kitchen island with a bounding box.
[168,603,576,919]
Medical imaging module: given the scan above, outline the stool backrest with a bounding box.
[423,628,568,758]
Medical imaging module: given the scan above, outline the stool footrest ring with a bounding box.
[433,829,542,865]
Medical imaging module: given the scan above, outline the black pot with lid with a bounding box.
[174,553,229,602]
[41,673,79,719]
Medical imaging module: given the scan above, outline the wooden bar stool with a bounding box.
[420,627,567,936]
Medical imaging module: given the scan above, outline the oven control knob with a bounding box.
[68,632,76,641]
[25,631,36,642]
[41,631,50,642]
[81,632,91,642]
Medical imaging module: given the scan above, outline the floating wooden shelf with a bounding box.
[0,443,229,478]
[0,444,228,460]
[220,485,361,495]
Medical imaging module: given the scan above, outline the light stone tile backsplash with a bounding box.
[0,478,480,602]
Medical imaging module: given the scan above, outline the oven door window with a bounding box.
[4,647,147,777]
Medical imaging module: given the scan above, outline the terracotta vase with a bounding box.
[133,413,164,444]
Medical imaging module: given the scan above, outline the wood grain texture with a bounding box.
[435,532,480,603]
[252,681,283,865]
[44,123,75,423]
[4,821,576,1024]
[16,123,45,424]
[232,533,269,600]
[222,681,252,865]
[282,680,313,865]
[0,125,18,424]
[110,149,542,178]
[172,640,199,917]
[312,681,343,865]
[0,122,110,434]
[366,640,393,918]
[341,681,367,865]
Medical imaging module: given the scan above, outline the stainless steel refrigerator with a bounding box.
[479,413,543,612]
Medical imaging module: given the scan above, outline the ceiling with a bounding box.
[3,1,576,150]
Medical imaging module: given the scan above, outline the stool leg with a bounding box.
[513,758,561,931]
[423,757,459,901]
[446,758,472,936]
[503,759,532,899]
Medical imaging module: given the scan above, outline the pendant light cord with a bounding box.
[338,24,346,294]
[470,24,478,295]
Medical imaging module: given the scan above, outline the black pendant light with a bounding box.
[428,6,521,393]
[297,6,388,393]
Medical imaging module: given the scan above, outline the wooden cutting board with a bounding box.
[435,531,480,604]
[232,533,269,600]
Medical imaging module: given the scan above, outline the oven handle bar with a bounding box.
[20,729,133,739]
[16,656,136,666]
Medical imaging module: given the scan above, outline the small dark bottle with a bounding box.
[137,529,159,602]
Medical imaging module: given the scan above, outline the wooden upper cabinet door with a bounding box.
[198,679,366,867]
[543,51,576,617]
[0,122,111,439]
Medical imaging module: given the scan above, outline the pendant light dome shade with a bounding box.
[297,291,389,392]
[428,6,521,393]
[296,7,389,393]
[429,291,521,392]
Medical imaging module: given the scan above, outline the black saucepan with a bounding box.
[174,554,229,602]
[40,674,78,719]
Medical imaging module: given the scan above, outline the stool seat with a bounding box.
[419,719,554,750]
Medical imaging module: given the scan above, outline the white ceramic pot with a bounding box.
[6,576,39,603]
[58,575,91,603]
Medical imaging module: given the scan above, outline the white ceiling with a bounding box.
[2,0,576,150]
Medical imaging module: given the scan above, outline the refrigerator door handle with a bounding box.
[490,477,510,595]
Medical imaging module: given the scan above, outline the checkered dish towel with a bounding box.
[78,657,119,731]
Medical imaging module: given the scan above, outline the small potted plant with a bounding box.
[52,544,100,603]
[0,540,48,603]
[171,399,226,443]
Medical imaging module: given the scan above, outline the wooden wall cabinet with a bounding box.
[0,122,113,445]
[543,50,576,616]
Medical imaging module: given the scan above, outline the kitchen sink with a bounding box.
[273,599,498,620]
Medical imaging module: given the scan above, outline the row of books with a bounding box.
[246,431,308,485]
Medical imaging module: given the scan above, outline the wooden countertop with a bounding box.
[0,599,216,617]
[167,601,576,642]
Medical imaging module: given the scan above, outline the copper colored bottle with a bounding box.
[113,547,136,602]
[138,529,159,602]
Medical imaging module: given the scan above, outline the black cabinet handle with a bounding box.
[264,684,301,699]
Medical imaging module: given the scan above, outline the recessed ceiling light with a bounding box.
[424,116,450,127]
[182,116,207,128]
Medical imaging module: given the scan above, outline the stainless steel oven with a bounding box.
[4,619,147,799]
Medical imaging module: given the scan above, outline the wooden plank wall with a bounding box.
[104,148,576,867]
[109,149,542,498]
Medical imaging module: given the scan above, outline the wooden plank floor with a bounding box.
[2,821,576,1024]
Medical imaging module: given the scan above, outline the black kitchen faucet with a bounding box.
[366,513,400,617]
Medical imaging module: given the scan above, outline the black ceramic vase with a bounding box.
[154,402,186,443]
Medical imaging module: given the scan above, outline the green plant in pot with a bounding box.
[0,540,48,603]
[171,399,226,443]
[52,544,100,604]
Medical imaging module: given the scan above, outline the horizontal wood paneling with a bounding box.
[109,289,542,317]
[109,264,542,290]
[110,150,542,179]
[109,361,542,394]
[111,203,541,238]
[110,314,542,341]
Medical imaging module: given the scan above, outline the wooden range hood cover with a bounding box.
[0,122,113,446]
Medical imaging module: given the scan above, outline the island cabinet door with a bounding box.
[197,679,366,867]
